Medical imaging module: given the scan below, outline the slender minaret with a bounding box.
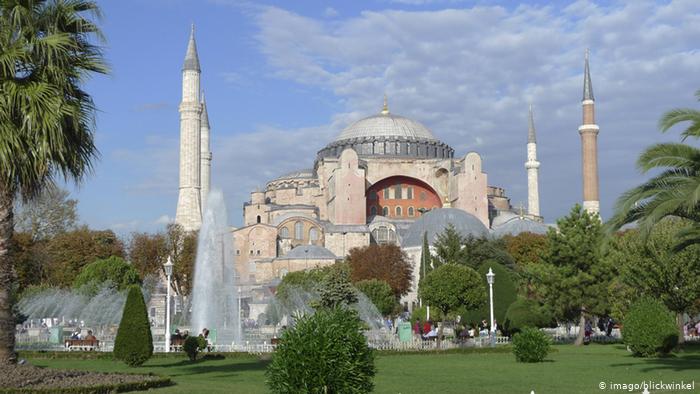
[579,49,600,215]
[525,104,540,217]
[175,25,203,231]
[200,91,212,210]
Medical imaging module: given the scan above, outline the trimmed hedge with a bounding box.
[0,375,171,394]
[266,307,376,393]
[512,327,551,363]
[113,286,153,367]
[622,297,678,357]
[503,298,554,335]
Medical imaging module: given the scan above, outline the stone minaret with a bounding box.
[579,49,600,215]
[175,25,202,231]
[525,104,540,217]
[200,91,212,210]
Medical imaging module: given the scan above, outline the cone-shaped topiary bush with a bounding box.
[266,307,375,393]
[622,297,678,357]
[114,285,153,366]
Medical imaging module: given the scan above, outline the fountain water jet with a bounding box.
[190,190,240,344]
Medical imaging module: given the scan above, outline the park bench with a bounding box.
[65,339,99,351]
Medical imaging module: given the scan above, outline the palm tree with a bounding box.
[0,0,107,364]
[608,89,700,250]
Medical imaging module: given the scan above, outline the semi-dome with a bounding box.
[335,113,437,142]
[402,208,489,247]
[492,216,549,237]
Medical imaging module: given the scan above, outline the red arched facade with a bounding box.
[366,176,442,219]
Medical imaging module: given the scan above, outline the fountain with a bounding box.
[190,190,240,344]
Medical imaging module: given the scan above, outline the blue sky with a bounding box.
[61,0,700,235]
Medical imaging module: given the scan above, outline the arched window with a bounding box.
[309,227,319,242]
[382,206,389,216]
[408,207,414,216]
[395,206,402,217]
[294,221,303,240]
[280,227,290,238]
[256,215,261,223]
[370,206,377,216]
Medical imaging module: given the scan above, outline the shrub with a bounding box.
[463,262,517,325]
[355,279,397,316]
[622,297,678,357]
[266,307,375,393]
[512,327,551,363]
[183,336,201,361]
[503,298,554,335]
[114,286,153,367]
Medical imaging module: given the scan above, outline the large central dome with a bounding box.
[317,98,454,161]
[334,112,437,142]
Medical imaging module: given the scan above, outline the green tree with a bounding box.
[355,279,396,316]
[10,232,43,293]
[0,0,107,364]
[275,264,335,309]
[607,89,700,250]
[420,231,432,278]
[72,256,141,296]
[526,205,611,346]
[347,244,412,297]
[463,262,517,326]
[14,185,77,241]
[316,264,357,309]
[164,223,197,320]
[419,264,486,345]
[114,285,153,367]
[604,220,700,344]
[433,224,466,268]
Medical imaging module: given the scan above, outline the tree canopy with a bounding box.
[346,244,412,297]
[419,264,485,318]
[72,256,141,296]
[356,279,396,316]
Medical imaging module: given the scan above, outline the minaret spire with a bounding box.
[579,49,600,215]
[525,103,540,218]
[176,26,203,231]
[183,24,201,72]
[583,48,594,101]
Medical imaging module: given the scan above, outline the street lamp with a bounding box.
[486,267,495,345]
[163,256,174,353]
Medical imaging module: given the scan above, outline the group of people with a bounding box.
[683,320,700,337]
[413,319,439,340]
[69,329,97,341]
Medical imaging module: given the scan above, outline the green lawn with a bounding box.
[26,344,700,393]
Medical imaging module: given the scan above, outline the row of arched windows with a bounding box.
[369,206,417,217]
[279,221,319,241]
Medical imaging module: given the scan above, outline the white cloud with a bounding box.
[155,214,174,225]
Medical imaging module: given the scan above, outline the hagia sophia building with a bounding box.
[174,27,601,314]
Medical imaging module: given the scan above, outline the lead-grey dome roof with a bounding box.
[492,217,549,237]
[335,113,437,142]
[278,245,337,260]
[402,208,489,247]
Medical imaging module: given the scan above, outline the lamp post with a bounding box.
[163,256,174,353]
[486,267,495,345]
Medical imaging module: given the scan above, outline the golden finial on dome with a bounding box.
[381,94,389,115]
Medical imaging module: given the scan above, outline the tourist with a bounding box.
[84,330,97,341]
[70,329,81,340]
[695,320,700,337]
[413,318,421,335]
[584,320,593,345]
[605,317,614,337]
[422,320,431,336]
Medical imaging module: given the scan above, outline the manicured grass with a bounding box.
[25,344,700,393]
